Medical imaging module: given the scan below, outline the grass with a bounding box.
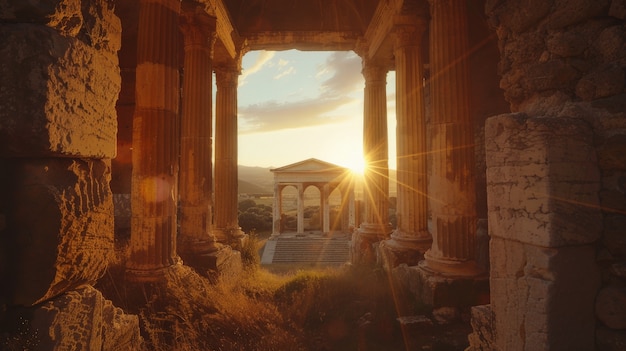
[96,239,471,351]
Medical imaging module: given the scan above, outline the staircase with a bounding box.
[261,235,350,265]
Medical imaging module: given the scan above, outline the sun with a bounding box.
[344,156,366,177]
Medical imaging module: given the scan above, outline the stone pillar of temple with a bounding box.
[178,4,228,274]
[352,58,393,265]
[214,63,244,247]
[272,183,281,236]
[420,0,483,277]
[323,184,331,233]
[381,17,431,268]
[297,184,305,234]
[126,0,182,282]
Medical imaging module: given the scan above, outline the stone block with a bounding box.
[596,285,626,329]
[3,285,142,351]
[490,237,600,351]
[596,326,626,351]
[415,265,490,308]
[0,22,120,158]
[2,158,114,306]
[485,113,602,247]
[466,304,495,351]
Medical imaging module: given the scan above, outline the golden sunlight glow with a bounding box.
[344,156,367,177]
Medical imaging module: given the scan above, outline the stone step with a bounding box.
[268,238,350,264]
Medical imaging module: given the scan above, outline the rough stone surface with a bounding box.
[489,237,600,351]
[16,285,142,351]
[0,0,121,158]
[466,304,495,351]
[485,113,602,247]
[2,158,115,306]
[414,262,489,308]
[596,326,626,351]
[596,285,626,330]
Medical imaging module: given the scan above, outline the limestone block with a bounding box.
[596,285,626,329]
[24,285,141,351]
[544,0,609,30]
[3,158,114,306]
[0,23,120,158]
[596,326,626,351]
[604,214,626,256]
[466,304,495,351]
[0,1,82,32]
[485,113,602,247]
[490,237,600,351]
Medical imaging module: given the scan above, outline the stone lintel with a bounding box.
[363,0,398,60]
[211,0,239,59]
[246,31,359,51]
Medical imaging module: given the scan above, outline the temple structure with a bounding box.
[1,0,624,350]
[270,158,356,235]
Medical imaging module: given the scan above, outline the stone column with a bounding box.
[272,183,281,235]
[178,5,220,264]
[352,59,392,264]
[323,184,330,233]
[127,0,181,281]
[297,183,305,234]
[382,17,431,267]
[214,63,244,246]
[421,0,481,276]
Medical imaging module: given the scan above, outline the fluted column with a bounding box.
[214,64,243,245]
[352,58,392,264]
[178,6,219,260]
[384,18,431,259]
[127,0,181,282]
[422,0,481,276]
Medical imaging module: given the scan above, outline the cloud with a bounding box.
[274,66,295,80]
[239,51,363,134]
[318,52,363,97]
[239,51,275,87]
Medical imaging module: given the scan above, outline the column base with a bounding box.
[379,229,432,269]
[213,226,246,249]
[421,250,485,278]
[351,223,392,265]
[199,246,242,284]
[390,263,489,308]
[125,258,182,283]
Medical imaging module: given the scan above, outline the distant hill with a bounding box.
[238,165,274,194]
[237,165,397,197]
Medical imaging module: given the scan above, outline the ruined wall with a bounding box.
[485,0,626,350]
[0,0,141,349]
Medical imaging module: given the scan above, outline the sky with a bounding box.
[233,49,397,173]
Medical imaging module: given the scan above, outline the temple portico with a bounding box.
[270,159,356,236]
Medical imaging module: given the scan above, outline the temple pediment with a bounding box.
[270,158,347,174]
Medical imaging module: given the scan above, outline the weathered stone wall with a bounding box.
[486,0,626,350]
[0,1,141,349]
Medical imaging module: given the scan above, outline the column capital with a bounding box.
[362,61,388,86]
[393,15,428,49]
[214,64,240,87]
[180,5,217,49]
